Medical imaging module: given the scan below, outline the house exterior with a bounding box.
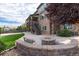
[34,3,51,35]
[26,3,79,35]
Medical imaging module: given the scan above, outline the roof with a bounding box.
[34,3,44,14]
[37,3,44,9]
[26,3,44,21]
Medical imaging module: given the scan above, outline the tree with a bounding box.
[0,27,1,34]
[16,25,29,32]
[45,3,79,34]
[16,26,22,32]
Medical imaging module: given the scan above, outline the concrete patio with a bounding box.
[24,32,79,45]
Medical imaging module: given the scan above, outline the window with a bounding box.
[40,15,44,20]
[43,26,47,30]
[40,14,45,20]
[41,16,44,19]
[64,24,72,29]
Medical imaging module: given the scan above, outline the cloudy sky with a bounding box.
[0,3,40,27]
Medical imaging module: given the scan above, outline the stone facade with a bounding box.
[16,43,78,56]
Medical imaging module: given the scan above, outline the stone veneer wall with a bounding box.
[16,44,78,56]
[16,40,78,56]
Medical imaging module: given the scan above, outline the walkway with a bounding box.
[0,32,22,36]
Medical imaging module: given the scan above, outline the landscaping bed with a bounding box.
[0,33,24,52]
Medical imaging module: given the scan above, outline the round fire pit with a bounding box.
[42,37,58,45]
[16,36,78,56]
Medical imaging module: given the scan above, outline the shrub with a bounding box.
[56,29,72,37]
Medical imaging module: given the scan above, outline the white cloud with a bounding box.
[0,3,40,27]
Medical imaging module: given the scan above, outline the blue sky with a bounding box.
[0,17,20,24]
[0,3,40,27]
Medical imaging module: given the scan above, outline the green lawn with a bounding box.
[0,33,24,52]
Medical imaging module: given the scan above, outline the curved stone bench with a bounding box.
[16,39,78,56]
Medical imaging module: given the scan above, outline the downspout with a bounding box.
[49,17,52,35]
[31,16,33,33]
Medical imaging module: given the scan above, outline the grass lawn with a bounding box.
[0,33,24,52]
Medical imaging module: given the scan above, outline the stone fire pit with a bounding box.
[42,36,59,45]
[16,35,78,56]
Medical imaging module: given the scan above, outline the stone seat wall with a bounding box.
[16,39,78,56]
